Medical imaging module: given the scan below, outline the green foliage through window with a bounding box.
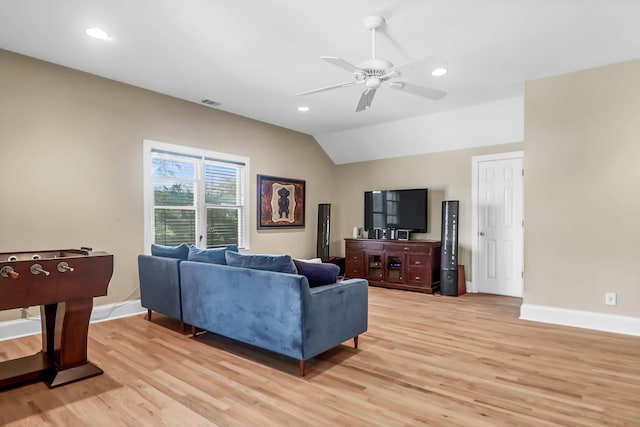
[207,208,239,248]
[155,209,196,246]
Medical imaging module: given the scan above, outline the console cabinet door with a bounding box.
[365,251,384,282]
[385,252,405,284]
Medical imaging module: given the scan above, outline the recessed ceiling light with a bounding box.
[85,27,109,40]
[432,68,448,77]
[298,105,310,112]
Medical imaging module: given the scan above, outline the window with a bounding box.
[143,140,249,251]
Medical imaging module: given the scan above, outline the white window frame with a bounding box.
[143,140,250,253]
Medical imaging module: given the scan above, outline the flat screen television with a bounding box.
[364,188,428,232]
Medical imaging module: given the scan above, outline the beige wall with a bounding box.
[332,143,523,276]
[0,50,335,321]
[524,59,640,317]
[12,46,633,326]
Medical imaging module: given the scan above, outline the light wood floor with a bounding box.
[1,287,639,426]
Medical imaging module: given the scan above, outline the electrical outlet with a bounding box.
[605,292,617,306]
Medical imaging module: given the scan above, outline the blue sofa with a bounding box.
[138,254,184,326]
[138,246,368,376]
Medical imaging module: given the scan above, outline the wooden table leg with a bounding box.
[41,299,103,388]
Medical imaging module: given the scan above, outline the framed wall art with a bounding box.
[257,175,306,229]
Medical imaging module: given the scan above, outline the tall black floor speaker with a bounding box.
[316,203,331,261]
[440,200,460,296]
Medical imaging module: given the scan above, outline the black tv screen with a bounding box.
[364,188,428,232]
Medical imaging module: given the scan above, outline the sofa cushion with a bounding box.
[151,243,189,260]
[293,259,340,287]
[295,257,322,264]
[188,245,238,264]
[225,251,297,274]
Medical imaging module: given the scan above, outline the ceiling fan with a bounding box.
[297,15,448,112]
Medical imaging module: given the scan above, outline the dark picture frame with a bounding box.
[257,175,305,229]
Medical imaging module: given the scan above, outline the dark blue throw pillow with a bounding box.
[225,251,297,274]
[151,243,189,260]
[293,259,340,287]
[188,245,239,265]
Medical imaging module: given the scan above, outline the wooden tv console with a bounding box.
[344,238,441,293]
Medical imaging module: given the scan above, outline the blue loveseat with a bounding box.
[138,245,368,376]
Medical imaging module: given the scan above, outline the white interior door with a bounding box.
[473,153,523,297]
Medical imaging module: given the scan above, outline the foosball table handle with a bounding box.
[0,266,19,279]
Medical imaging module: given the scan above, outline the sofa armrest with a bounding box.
[138,254,183,320]
[302,278,368,359]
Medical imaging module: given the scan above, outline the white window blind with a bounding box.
[143,141,249,250]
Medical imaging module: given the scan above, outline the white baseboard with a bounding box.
[465,281,473,292]
[0,299,146,342]
[520,303,640,337]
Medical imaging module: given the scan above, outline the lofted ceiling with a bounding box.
[1,1,640,163]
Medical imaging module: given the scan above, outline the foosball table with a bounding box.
[0,248,113,389]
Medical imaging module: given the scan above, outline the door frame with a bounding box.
[471,151,524,294]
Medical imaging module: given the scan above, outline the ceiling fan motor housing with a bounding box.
[363,15,385,30]
[357,58,393,76]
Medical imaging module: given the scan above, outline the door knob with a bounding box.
[479,231,485,236]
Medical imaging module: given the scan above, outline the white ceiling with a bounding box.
[1,1,640,163]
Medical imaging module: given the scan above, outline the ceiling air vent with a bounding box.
[200,99,222,107]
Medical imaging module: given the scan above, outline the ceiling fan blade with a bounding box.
[389,55,448,76]
[373,0,407,21]
[380,29,412,62]
[380,70,399,80]
[389,81,447,100]
[297,80,359,96]
[321,56,364,74]
[356,88,377,112]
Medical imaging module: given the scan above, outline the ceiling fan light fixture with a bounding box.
[432,67,448,77]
